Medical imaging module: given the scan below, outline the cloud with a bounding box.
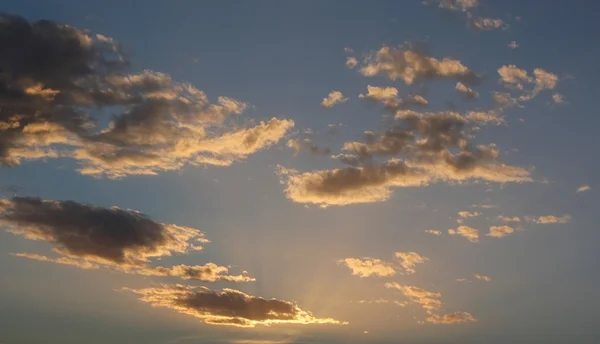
[124,284,345,327]
[346,57,358,69]
[577,185,591,193]
[1,197,253,282]
[395,251,428,274]
[427,311,477,324]
[498,216,521,223]
[472,17,507,31]
[385,283,476,325]
[455,82,479,99]
[321,91,349,108]
[338,258,396,278]
[278,109,530,206]
[458,211,480,218]
[355,299,406,307]
[359,86,428,110]
[552,93,566,104]
[425,229,442,236]
[487,225,515,238]
[357,44,479,85]
[0,14,293,176]
[437,0,479,12]
[465,111,505,125]
[497,65,559,104]
[508,41,519,49]
[526,215,571,224]
[448,226,479,242]
[456,278,471,283]
[474,274,491,282]
[287,138,331,156]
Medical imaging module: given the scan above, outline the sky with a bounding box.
[0,0,599,343]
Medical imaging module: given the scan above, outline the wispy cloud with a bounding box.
[526,215,571,224]
[385,282,476,324]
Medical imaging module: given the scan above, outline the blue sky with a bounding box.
[1,1,599,343]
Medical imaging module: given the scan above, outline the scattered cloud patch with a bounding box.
[474,274,491,282]
[385,283,476,325]
[455,82,479,99]
[425,229,442,236]
[508,41,519,49]
[458,211,480,218]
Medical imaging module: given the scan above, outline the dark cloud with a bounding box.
[0,14,293,176]
[1,196,253,282]
[278,109,529,206]
[124,284,346,327]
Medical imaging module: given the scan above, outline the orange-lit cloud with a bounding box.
[124,284,346,327]
[321,91,349,108]
[448,226,479,242]
[385,282,476,325]
[526,215,571,224]
[425,229,443,236]
[357,44,478,85]
[338,258,396,278]
[2,197,254,283]
[576,185,591,193]
[0,15,293,176]
[395,251,429,274]
[487,225,515,238]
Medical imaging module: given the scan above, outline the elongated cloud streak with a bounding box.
[125,285,346,327]
[1,197,253,282]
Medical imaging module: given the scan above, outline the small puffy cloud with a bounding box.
[346,56,358,69]
[425,229,442,236]
[385,283,476,325]
[526,215,571,224]
[487,225,515,238]
[1,197,253,283]
[552,93,566,104]
[448,226,479,242]
[458,211,480,218]
[455,82,479,99]
[357,44,478,85]
[498,65,532,86]
[395,251,428,274]
[472,17,507,30]
[474,274,491,282]
[577,185,591,193]
[508,41,519,49]
[125,285,345,327]
[359,85,398,101]
[338,258,396,278]
[321,91,349,108]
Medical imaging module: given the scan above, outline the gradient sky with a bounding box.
[1,1,599,343]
